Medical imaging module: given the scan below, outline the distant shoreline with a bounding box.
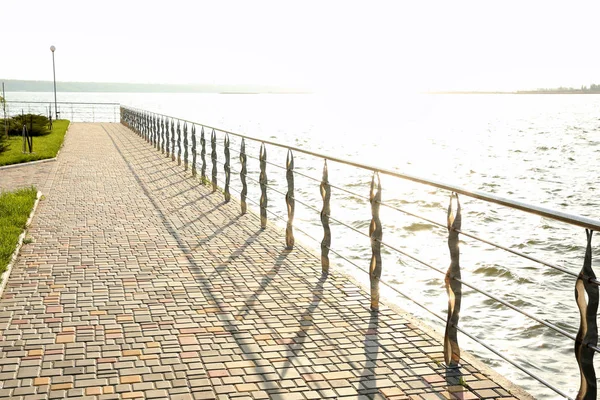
[0,79,311,94]
[4,79,600,95]
[427,90,600,95]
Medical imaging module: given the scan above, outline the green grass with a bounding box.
[0,120,70,166]
[0,187,37,277]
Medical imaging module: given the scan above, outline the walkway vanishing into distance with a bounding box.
[0,124,529,399]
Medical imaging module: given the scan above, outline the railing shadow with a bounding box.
[236,250,291,320]
[276,272,327,374]
[207,228,264,283]
[356,311,380,396]
[445,366,466,399]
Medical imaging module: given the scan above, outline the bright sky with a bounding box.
[2,0,600,92]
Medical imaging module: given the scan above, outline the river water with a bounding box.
[6,91,600,399]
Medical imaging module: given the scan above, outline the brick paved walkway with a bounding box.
[0,123,529,400]
[0,160,58,193]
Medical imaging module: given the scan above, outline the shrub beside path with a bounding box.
[0,123,530,399]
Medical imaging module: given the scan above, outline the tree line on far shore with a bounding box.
[518,83,600,93]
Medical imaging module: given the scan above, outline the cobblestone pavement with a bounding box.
[0,123,527,399]
[0,160,58,193]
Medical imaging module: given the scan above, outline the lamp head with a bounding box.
[50,45,56,52]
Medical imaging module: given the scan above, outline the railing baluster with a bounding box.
[154,114,158,149]
[171,119,176,161]
[165,117,170,156]
[184,122,189,170]
[240,138,247,214]
[191,125,197,176]
[575,229,598,400]
[161,117,165,154]
[369,172,382,311]
[146,113,154,145]
[224,134,231,202]
[200,127,206,181]
[144,112,149,142]
[259,143,267,229]
[177,120,182,166]
[320,160,331,274]
[151,114,155,146]
[150,114,153,146]
[444,192,462,367]
[285,149,295,249]
[211,129,217,192]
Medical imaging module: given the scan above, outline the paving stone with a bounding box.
[16,366,40,379]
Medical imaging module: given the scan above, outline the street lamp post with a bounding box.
[50,45,58,120]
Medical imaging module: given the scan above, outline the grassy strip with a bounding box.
[0,187,37,276]
[0,120,70,166]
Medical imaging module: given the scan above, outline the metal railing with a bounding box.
[5,101,119,122]
[120,105,598,400]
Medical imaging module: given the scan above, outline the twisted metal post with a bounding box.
[191,125,197,176]
[444,192,462,367]
[369,172,382,311]
[150,114,154,146]
[164,117,170,156]
[320,160,331,274]
[161,116,165,154]
[285,150,295,250]
[183,122,189,170]
[240,138,247,214]
[155,114,158,147]
[139,111,143,139]
[259,143,268,229]
[177,120,182,166]
[151,114,155,147]
[575,229,598,400]
[224,134,231,202]
[200,127,206,181]
[211,129,217,192]
[171,119,176,161]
